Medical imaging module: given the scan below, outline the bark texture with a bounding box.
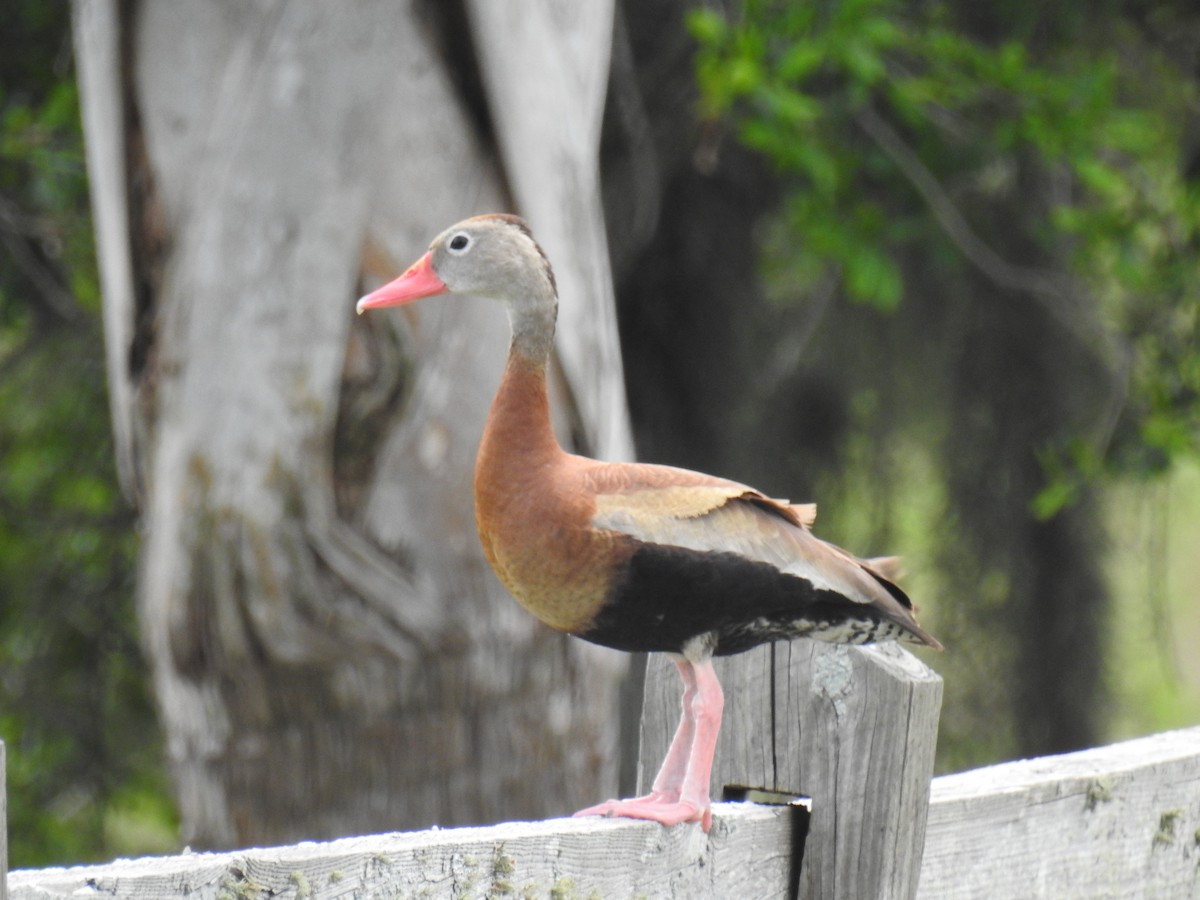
[74,0,629,847]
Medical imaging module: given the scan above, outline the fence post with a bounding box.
[640,641,943,900]
[2,739,8,900]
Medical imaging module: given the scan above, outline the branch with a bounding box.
[853,104,1105,350]
[854,103,1135,461]
[0,192,85,325]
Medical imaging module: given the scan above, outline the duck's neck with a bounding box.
[508,303,556,363]
[476,344,564,486]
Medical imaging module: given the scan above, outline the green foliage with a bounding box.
[689,0,1200,508]
[0,3,177,866]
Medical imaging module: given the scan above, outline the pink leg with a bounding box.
[647,658,699,800]
[672,657,723,828]
[574,655,724,831]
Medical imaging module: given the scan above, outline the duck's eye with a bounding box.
[448,233,471,253]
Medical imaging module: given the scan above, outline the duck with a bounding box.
[356,213,942,832]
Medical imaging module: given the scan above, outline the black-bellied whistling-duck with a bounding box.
[357,213,942,832]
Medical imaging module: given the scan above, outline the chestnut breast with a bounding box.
[475,452,628,634]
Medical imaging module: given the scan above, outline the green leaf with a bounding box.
[685,8,727,47]
[1031,478,1078,520]
[778,41,825,82]
[844,244,904,310]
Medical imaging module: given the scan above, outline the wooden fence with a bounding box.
[919,726,1200,898]
[4,644,1199,899]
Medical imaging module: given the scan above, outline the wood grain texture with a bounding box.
[640,641,943,899]
[12,728,1199,898]
[8,805,792,900]
[919,726,1200,900]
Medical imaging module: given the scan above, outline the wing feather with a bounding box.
[588,472,936,647]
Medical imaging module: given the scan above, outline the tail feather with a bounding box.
[863,555,904,582]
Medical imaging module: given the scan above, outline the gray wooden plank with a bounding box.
[919,726,1200,900]
[8,804,791,900]
[10,726,1199,898]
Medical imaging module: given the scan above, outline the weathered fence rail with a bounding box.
[7,804,799,899]
[5,700,1200,898]
[919,726,1200,899]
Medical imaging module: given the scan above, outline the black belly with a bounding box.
[578,542,903,656]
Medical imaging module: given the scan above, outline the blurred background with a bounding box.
[2,0,1197,867]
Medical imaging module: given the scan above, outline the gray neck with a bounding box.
[508,301,557,363]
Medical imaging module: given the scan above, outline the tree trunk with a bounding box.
[74,0,629,848]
